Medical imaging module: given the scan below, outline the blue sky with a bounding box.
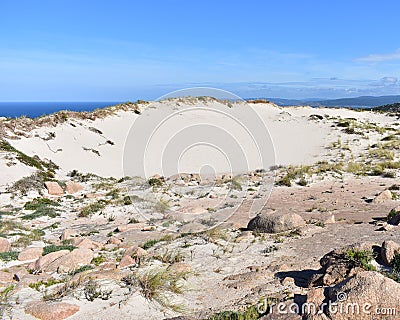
[1,0,400,101]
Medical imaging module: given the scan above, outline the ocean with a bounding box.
[0,102,123,118]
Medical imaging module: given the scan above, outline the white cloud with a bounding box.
[355,49,400,62]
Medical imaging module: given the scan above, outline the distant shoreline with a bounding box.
[0,101,123,118]
[0,99,377,119]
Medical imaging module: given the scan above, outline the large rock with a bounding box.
[18,247,43,261]
[65,181,83,194]
[71,237,103,250]
[25,301,79,320]
[45,248,94,273]
[0,237,10,252]
[0,271,15,283]
[381,240,400,266]
[44,181,64,196]
[308,243,377,287]
[326,272,400,319]
[247,212,305,233]
[388,205,400,225]
[372,189,392,203]
[31,250,70,271]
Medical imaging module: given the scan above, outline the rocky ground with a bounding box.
[0,100,399,319]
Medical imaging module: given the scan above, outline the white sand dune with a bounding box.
[0,99,395,186]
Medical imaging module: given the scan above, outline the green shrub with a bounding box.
[84,279,112,301]
[393,254,400,272]
[29,278,64,291]
[69,265,93,276]
[148,178,163,187]
[91,255,106,266]
[24,198,60,210]
[297,177,307,186]
[21,197,61,220]
[387,209,399,221]
[345,248,376,271]
[141,235,173,250]
[42,244,76,256]
[0,251,19,262]
[78,200,108,217]
[208,305,261,320]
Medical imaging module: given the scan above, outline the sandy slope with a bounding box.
[1,99,396,185]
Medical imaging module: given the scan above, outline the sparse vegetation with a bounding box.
[208,305,261,320]
[42,244,76,256]
[0,251,19,262]
[141,235,174,250]
[22,197,61,220]
[78,200,109,217]
[345,248,376,271]
[387,209,399,221]
[83,279,112,301]
[148,177,163,187]
[124,266,189,310]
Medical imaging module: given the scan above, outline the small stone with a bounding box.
[107,236,122,245]
[0,271,15,283]
[0,237,11,253]
[44,181,64,196]
[281,277,295,286]
[324,215,335,224]
[124,246,148,259]
[118,255,136,269]
[65,181,83,194]
[381,240,400,266]
[116,223,146,232]
[373,190,392,203]
[71,237,102,250]
[25,301,79,320]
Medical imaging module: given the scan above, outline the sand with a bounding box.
[1,99,394,187]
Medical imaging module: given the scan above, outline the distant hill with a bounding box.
[265,95,400,108]
[374,102,400,116]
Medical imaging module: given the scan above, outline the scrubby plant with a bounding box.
[83,279,112,301]
[91,255,106,266]
[125,266,189,310]
[208,305,261,320]
[387,209,399,221]
[345,248,376,271]
[29,279,64,291]
[393,254,400,273]
[154,249,185,264]
[0,251,19,262]
[42,244,76,256]
[78,200,109,217]
[69,265,94,276]
[8,171,55,194]
[155,198,170,213]
[148,177,163,187]
[21,197,61,220]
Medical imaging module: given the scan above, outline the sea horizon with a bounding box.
[0,101,125,118]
